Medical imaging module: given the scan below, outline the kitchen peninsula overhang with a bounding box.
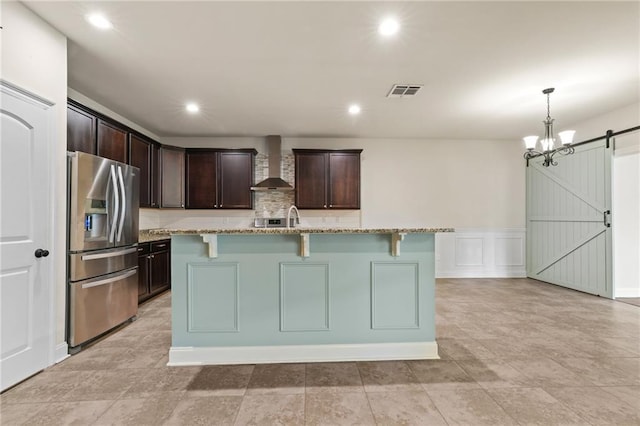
[144,227,454,258]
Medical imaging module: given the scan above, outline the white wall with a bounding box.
[1,2,68,358]
[566,103,640,297]
[163,136,526,229]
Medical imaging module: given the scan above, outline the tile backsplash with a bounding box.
[139,151,361,230]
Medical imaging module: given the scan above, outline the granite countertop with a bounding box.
[139,232,172,243]
[141,227,454,237]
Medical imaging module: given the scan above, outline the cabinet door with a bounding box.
[219,152,253,209]
[149,250,170,294]
[129,133,152,208]
[160,147,185,208]
[150,144,160,208]
[97,119,128,163]
[137,244,150,302]
[67,104,96,154]
[295,153,327,209]
[328,152,360,209]
[186,151,218,209]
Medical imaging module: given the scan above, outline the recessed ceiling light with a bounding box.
[378,17,399,36]
[348,104,361,115]
[185,103,200,113]
[86,13,113,30]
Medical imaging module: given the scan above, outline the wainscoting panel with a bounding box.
[280,263,330,332]
[187,263,239,332]
[436,229,526,278]
[371,262,419,329]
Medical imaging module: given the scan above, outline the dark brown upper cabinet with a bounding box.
[129,132,161,208]
[67,103,96,154]
[293,149,362,210]
[160,146,185,208]
[97,119,128,163]
[185,149,256,209]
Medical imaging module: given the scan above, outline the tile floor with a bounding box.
[1,278,639,425]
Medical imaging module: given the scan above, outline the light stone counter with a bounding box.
[143,227,454,236]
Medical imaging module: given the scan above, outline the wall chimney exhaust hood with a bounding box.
[251,135,294,191]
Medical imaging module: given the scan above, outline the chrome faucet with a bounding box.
[286,205,301,228]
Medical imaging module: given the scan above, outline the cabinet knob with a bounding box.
[330,204,333,208]
[323,204,327,208]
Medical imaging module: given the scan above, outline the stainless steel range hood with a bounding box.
[251,135,294,191]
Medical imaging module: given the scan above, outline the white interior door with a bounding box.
[1,82,54,391]
[526,140,612,297]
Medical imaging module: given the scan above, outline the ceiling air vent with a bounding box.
[387,84,423,98]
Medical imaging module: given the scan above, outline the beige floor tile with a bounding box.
[436,338,497,360]
[367,390,447,425]
[233,394,304,425]
[554,357,640,386]
[357,361,423,392]
[544,385,640,425]
[0,401,50,425]
[93,393,182,425]
[305,392,375,425]
[122,366,201,398]
[507,358,594,387]
[600,386,640,412]
[186,365,254,396]
[487,387,586,425]
[427,388,517,425]
[305,362,364,394]
[1,370,94,403]
[407,359,480,391]
[60,368,148,401]
[163,395,242,425]
[246,363,305,395]
[457,359,532,388]
[27,400,115,425]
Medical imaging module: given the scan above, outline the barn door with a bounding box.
[526,140,612,297]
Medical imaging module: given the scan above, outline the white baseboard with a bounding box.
[615,288,640,298]
[167,341,439,366]
[436,228,527,278]
[54,342,69,363]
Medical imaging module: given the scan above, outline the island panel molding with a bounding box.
[169,231,440,364]
[371,262,420,330]
[279,263,330,332]
[187,262,240,333]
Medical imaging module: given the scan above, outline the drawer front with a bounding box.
[137,243,150,256]
[151,240,170,252]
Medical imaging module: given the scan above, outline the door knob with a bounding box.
[35,249,50,258]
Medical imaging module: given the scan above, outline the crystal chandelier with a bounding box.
[523,88,575,167]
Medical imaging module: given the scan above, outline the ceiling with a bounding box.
[23,1,640,141]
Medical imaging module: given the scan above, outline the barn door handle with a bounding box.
[603,210,611,228]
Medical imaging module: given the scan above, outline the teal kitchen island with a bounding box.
[146,227,452,365]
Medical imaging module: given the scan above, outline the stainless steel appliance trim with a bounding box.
[109,164,119,243]
[81,268,137,289]
[116,165,126,242]
[81,247,138,261]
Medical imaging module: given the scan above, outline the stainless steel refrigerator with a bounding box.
[67,151,139,352]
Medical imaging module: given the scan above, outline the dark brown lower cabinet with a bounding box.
[137,239,171,303]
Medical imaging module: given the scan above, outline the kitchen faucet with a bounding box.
[287,205,301,229]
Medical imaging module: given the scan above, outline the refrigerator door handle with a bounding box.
[80,247,138,261]
[116,166,127,242]
[80,269,137,289]
[109,165,120,243]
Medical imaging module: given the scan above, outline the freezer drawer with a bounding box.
[68,268,138,348]
[69,246,138,282]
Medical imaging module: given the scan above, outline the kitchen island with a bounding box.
[144,227,453,365]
